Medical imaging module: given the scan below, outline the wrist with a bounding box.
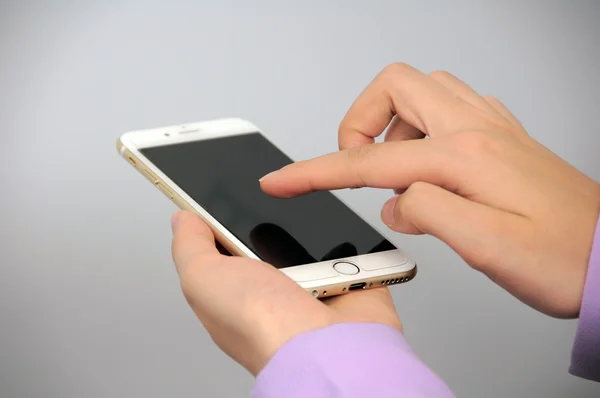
[246,313,335,376]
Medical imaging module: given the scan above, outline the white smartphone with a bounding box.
[117,118,417,298]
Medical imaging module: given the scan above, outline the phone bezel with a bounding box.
[118,118,417,297]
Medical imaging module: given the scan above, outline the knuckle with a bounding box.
[397,182,430,215]
[346,143,373,163]
[338,119,359,140]
[405,181,431,196]
[380,62,411,81]
[346,144,376,187]
[428,70,452,81]
[338,118,349,135]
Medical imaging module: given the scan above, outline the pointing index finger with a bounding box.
[260,140,457,198]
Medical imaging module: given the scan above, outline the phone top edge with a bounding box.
[120,118,260,150]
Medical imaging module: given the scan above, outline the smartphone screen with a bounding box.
[141,132,396,268]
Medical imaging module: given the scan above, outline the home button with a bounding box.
[333,261,360,275]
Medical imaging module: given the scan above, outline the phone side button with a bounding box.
[157,183,174,200]
[142,168,159,184]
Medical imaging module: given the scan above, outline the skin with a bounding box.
[171,212,401,376]
[171,63,600,376]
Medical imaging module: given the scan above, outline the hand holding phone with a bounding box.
[171,210,402,376]
[118,117,412,375]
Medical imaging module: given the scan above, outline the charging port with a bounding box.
[349,282,367,291]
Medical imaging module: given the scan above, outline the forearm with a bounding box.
[252,323,454,398]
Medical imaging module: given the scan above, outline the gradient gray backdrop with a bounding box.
[1,1,599,397]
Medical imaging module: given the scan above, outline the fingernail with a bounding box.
[171,211,181,232]
[381,196,398,227]
[259,171,277,182]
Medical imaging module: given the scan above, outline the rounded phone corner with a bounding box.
[409,262,418,277]
[116,133,133,156]
[116,137,124,155]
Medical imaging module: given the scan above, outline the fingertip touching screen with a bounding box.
[141,132,396,268]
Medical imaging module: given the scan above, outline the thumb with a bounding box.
[381,182,528,270]
[171,210,220,275]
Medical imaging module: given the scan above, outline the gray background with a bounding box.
[1,1,599,397]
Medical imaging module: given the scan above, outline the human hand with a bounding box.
[260,63,600,319]
[170,210,402,375]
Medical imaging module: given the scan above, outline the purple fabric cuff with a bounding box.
[252,322,454,398]
[570,215,600,381]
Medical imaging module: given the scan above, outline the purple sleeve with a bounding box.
[570,216,600,382]
[251,323,454,398]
